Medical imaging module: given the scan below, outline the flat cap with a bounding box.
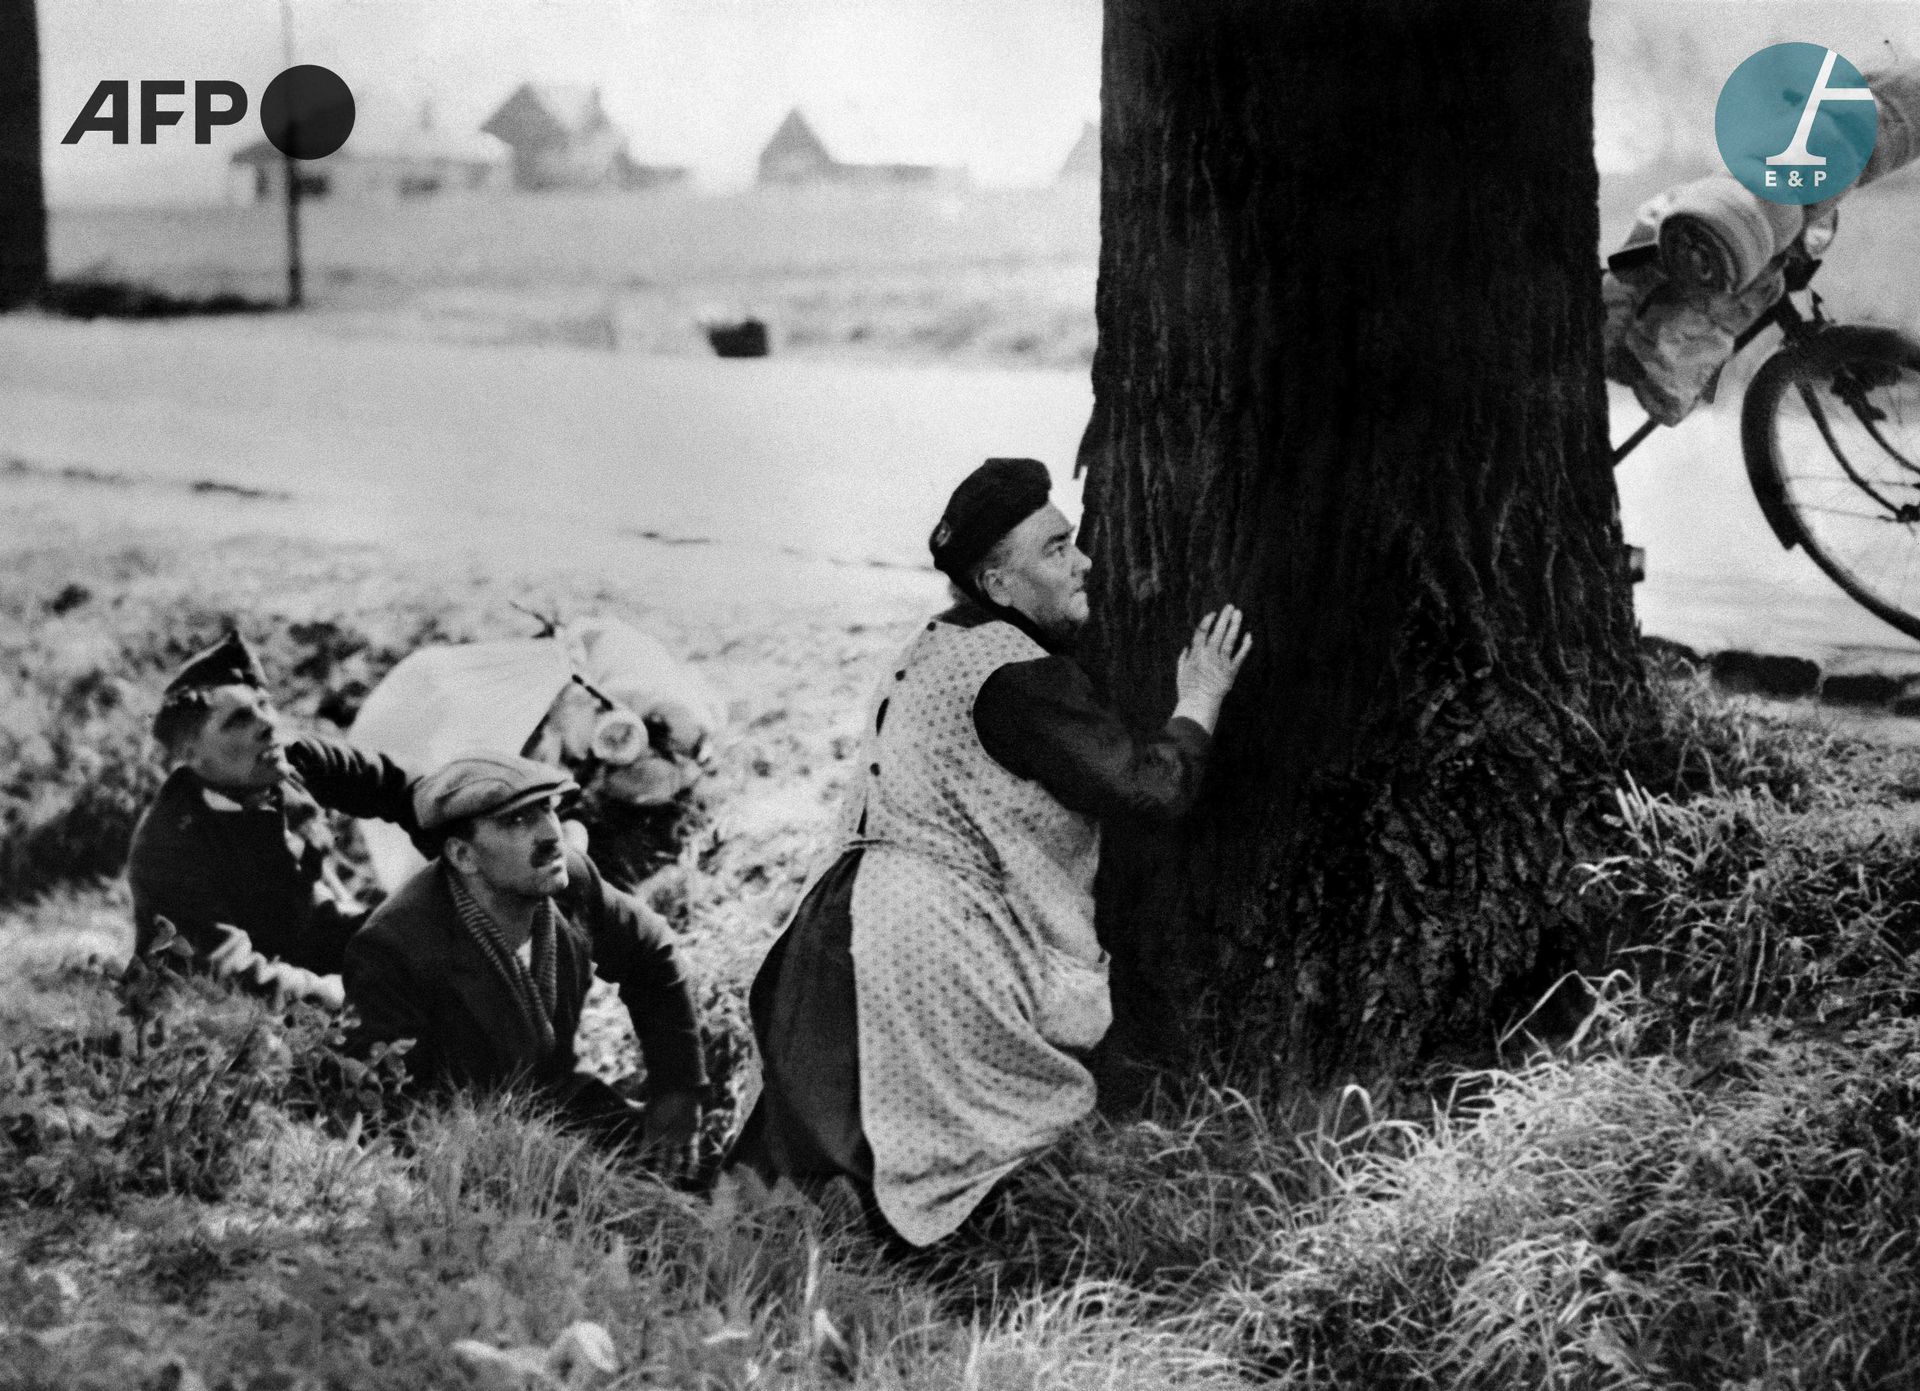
[414,752,579,833]
[928,457,1052,582]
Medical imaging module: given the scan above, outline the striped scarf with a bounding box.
[444,863,560,1061]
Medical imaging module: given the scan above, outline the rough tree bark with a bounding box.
[0,0,47,309]
[1081,0,1649,1092]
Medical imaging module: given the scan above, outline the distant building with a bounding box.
[1057,121,1099,183]
[228,102,505,203]
[758,109,835,184]
[756,107,965,187]
[481,82,688,192]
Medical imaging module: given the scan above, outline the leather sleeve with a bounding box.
[286,735,421,832]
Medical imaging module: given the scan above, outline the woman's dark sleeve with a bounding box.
[286,735,420,832]
[567,851,709,1096]
[973,656,1211,820]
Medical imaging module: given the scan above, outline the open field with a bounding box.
[50,184,1103,367]
[48,171,1920,371]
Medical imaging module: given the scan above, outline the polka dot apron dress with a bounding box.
[845,618,1111,1245]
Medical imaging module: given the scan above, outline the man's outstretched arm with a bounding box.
[286,735,420,831]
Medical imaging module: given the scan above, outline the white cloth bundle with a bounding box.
[563,615,723,763]
[350,616,721,891]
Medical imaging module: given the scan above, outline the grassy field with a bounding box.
[7,492,1920,1387]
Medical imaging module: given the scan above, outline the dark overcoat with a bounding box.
[342,849,707,1098]
[126,734,418,973]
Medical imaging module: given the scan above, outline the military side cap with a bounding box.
[928,457,1052,581]
[153,630,268,744]
[163,630,266,698]
[414,753,579,833]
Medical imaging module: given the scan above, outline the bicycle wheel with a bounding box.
[1741,324,1920,642]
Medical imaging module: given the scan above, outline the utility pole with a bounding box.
[279,0,303,307]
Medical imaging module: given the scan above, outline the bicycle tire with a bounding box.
[1740,324,1920,643]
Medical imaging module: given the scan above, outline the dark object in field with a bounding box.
[189,478,292,501]
[706,317,770,358]
[46,583,91,615]
[1708,649,1821,699]
[38,278,279,321]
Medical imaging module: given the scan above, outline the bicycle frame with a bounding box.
[1609,258,1824,470]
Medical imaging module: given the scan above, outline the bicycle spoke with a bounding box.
[1785,500,1920,525]
[1794,381,1909,516]
[1832,375,1920,478]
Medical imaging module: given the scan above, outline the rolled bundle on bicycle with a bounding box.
[1655,177,1808,296]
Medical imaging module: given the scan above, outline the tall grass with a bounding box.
[5,1062,1242,1389]
[1632,659,1882,808]
[1195,1016,1920,1389]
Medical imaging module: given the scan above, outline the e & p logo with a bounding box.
[62,65,355,159]
[1715,44,1878,205]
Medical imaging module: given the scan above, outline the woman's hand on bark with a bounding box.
[1174,605,1253,732]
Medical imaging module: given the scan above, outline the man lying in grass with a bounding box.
[343,753,708,1166]
[128,630,422,1009]
[730,457,1252,1246]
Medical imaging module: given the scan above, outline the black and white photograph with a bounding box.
[4,0,1920,1385]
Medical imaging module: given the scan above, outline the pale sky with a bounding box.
[37,0,1918,206]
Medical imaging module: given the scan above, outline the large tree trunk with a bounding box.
[1082,0,1648,1093]
[0,0,47,309]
